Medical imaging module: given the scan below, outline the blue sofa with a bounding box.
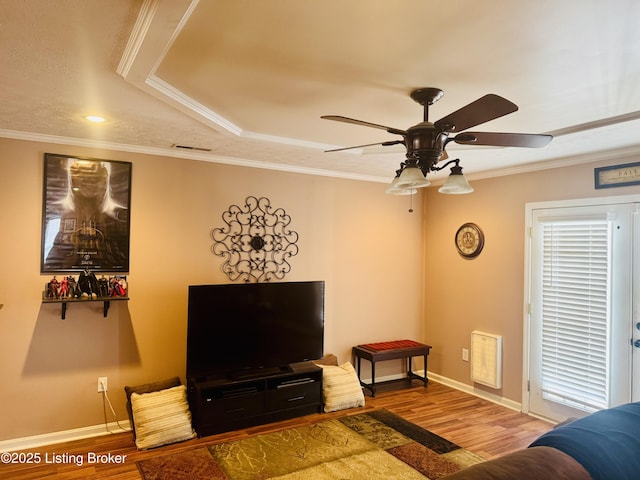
[443,402,640,480]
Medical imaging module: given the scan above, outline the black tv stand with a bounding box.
[230,365,292,381]
[187,361,323,437]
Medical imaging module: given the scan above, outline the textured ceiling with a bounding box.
[1,0,640,184]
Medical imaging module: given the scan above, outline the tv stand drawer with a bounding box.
[201,381,263,400]
[266,380,322,412]
[202,392,264,419]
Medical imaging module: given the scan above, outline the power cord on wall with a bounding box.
[99,380,130,433]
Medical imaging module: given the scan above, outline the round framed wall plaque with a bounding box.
[455,222,484,258]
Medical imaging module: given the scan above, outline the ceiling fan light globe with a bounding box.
[385,176,418,195]
[396,166,430,189]
[438,172,474,194]
[386,185,418,196]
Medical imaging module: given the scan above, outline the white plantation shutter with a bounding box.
[539,220,611,412]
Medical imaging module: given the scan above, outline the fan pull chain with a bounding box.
[408,193,414,213]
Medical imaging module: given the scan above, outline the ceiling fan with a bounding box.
[321,87,552,194]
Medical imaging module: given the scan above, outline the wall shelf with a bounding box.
[42,296,129,319]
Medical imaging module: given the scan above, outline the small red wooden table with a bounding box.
[352,339,432,397]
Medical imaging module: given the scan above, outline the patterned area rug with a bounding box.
[137,409,484,480]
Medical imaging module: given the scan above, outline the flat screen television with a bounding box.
[186,281,324,380]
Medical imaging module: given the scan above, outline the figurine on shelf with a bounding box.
[67,276,80,298]
[47,276,60,299]
[59,276,70,298]
[109,275,127,297]
[78,269,99,299]
[98,275,110,297]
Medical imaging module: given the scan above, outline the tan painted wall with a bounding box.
[423,154,640,402]
[2,134,639,442]
[0,137,425,441]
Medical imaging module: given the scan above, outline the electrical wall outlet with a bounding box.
[462,348,470,362]
[97,376,108,392]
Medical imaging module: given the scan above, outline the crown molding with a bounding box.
[464,144,640,182]
[3,128,639,187]
[0,129,390,184]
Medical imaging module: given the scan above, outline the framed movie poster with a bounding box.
[41,153,132,273]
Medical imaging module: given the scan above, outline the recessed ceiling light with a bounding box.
[85,115,105,123]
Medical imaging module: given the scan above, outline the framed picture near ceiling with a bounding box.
[41,153,132,273]
[594,161,640,189]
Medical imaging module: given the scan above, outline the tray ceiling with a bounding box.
[1,0,640,184]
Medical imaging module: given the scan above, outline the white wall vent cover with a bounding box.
[471,330,503,389]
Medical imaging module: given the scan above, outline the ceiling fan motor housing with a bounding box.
[406,122,448,174]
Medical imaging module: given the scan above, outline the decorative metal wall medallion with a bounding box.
[211,196,299,283]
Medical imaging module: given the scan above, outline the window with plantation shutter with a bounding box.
[539,220,611,412]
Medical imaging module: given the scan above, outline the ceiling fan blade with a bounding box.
[325,140,405,152]
[434,94,518,132]
[321,115,406,136]
[454,131,553,148]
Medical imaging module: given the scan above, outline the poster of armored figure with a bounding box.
[41,153,132,273]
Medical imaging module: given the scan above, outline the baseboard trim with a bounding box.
[0,421,131,453]
[426,371,523,412]
[356,369,523,412]
[359,369,523,413]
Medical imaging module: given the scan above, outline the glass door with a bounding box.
[527,202,635,421]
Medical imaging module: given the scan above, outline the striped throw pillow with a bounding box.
[131,385,196,449]
[318,362,365,412]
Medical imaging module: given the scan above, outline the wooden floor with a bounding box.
[0,381,554,479]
